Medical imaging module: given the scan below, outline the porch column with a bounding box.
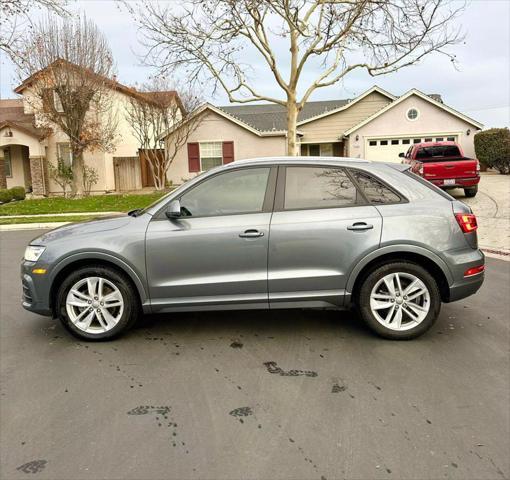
[0,154,6,189]
[29,156,48,197]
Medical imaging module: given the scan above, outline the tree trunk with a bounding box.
[71,151,84,197]
[286,99,299,156]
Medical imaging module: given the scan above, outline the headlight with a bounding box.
[24,245,46,262]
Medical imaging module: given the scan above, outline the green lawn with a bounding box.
[0,215,98,225]
[0,192,168,216]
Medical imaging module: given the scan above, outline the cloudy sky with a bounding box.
[1,0,508,128]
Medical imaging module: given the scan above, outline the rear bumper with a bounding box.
[443,247,485,303]
[429,176,480,189]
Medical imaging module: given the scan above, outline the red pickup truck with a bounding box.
[400,141,480,197]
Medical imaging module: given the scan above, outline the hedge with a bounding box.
[0,186,26,204]
[474,128,510,174]
[10,186,26,201]
[0,189,11,204]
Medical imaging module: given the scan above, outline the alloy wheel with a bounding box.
[369,272,430,331]
[65,276,124,334]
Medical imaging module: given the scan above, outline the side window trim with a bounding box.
[154,165,277,220]
[274,164,369,212]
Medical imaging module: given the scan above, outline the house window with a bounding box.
[57,143,73,166]
[413,138,421,144]
[308,144,321,156]
[380,140,388,146]
[424,138,433,142]
[199,142,223,171]
[447,136,456,141]
[436,137,444,142]
[369,140,377,146]
[407,108,419,121]
[3,148,12,177]
[391,139,399,145]
[402,139,410,145]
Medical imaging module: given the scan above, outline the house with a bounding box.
[0,63,179,195]
[166,86,483,184]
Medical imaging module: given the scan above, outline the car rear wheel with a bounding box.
[56,265,139,341]
[357,261,441,340]
[464,186,478,197]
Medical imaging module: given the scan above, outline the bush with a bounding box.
[474,128,510,174]
[0,188,13,204]
[82,165,99,196]
[9,186,26,201]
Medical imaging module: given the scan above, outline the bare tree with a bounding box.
[125,79,202,190]
[17,15,118,195]
[0,0,69,68]
[127,0,464,155]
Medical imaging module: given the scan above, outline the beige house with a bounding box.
[0,65,178,195]
[166,86,483,185]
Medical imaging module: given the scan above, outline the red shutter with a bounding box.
[187,143,200,172]
[222,141,234,164]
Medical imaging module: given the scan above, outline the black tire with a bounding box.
[464,186,478,197]
[56,265,139,341]
[356,261,441,340]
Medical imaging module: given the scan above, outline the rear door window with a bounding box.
[284,166,359,210]
[350,170,401,204]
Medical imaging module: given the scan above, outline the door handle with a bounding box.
[347,222,373,231]
[239,229,264,238]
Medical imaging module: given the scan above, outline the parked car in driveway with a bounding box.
[399,141,480,197]
[21,157,485,341]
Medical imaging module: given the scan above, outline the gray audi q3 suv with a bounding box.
[21,157,484,340]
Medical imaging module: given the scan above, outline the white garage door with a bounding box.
[365,135,458,163]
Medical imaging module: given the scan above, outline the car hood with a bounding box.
[30,213,132,245]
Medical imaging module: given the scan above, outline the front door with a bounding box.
[268,165,382,308]
[145,166,276,312]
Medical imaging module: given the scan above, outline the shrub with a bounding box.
[9,186,26,201]
[82,165,99,196]
[0,188,13,204]
[48,160,73,197]
[474,128,510,174]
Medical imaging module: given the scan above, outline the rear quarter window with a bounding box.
[350,170,402,204]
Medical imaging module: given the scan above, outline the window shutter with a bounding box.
[222,141,234,164]
[187,143,200,172]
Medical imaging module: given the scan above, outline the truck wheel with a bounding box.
[56,265,139,341]
[356,261,441,340]
[464,186,478,197]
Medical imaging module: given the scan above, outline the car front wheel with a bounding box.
[56,265,139,341]
[357,261,441,340]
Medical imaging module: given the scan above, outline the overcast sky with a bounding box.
[1,0,508,128]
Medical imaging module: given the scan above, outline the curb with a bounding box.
[0,222,71,231]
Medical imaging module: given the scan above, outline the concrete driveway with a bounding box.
[0,230,509,480]
[451,172,510,254]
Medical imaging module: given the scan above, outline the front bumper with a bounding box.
[21,261,52,316]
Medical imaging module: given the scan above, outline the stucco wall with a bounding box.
[167,110,287,184]
[348,94,479,159]
[299,92,391,143]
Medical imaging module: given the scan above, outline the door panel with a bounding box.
[146,213,271,311]
[268,206,382,307]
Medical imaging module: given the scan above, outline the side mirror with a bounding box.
[398,152,405,158]
[165,200,182,219]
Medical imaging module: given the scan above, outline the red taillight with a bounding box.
[455,213,478,233]
[464,265,485,277]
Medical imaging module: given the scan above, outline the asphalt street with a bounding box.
[0,230,509,480]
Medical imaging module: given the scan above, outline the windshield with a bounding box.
[416,145,462,161]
